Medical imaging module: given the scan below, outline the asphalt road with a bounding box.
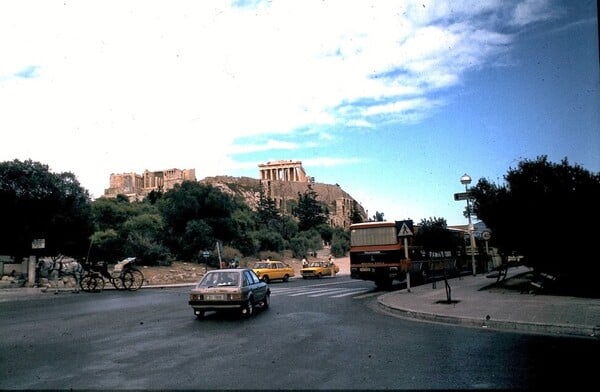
[1,276,598,390]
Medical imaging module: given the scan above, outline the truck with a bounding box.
[349,221,417,289]
[349,220,467,289]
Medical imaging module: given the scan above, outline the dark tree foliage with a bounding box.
[289,229,322,258]
[0,159,93,259]
[254,228,285,252]
[145,189,163,204]
[229,207,259,256]
[91,196,132,232]
[256,191,280,228]
[89,197,165,264]
[413,217,459,257]
[293,185,328,231]
[330,227,351,258]
[371,211,385,222]
[350,200,364,224]
[317,224,333,245]
[157,181,238,259]
[471,156,600,279]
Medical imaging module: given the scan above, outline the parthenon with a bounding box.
[257,160,365,228]
[258,160,310,183]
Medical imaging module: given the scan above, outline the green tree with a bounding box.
[91,197,131,232]
[182,219,214,261]
[89,197,163,263]
[157,181,238,259]
[256,191,280,228]
[289,229,322,258]
[293,185,328,231]
[350,201,364,224]
[371,211,385,222]
[413,217,458,257]
[121,213,168,265]
[254,228,285,252]
[471,156,600,281]
[0,159,93,258]
[88,229,121,263]
[330,227,350,258]
[230,207,259,256]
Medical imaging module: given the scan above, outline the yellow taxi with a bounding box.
[252,261,295,283]
[301,261,339,279]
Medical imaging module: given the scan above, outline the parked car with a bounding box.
[301,261,339,279]
[188,268,270,319]
[252,260,295,283]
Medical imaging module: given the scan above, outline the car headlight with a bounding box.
[229,293,242,301]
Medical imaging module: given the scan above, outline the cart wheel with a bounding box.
[93,276,105,292]
[111,272,125,290]
[81,273,104,292]
[80,274,92,292]
[123,269,144,291]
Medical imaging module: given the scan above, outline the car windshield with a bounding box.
[199,272,240,287]
[254,263,270,269]
[308,262,323,267]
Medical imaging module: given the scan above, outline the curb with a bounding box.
[376,298,599,339]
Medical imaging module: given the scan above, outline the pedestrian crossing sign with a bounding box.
[397,220,413,237]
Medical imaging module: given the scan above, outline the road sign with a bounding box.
[397,220,413,237]
[454,191,472,201]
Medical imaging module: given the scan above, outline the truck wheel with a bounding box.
[375,278,393,290]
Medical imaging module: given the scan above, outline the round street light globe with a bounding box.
[460,173,472,185]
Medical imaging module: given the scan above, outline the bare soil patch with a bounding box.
[140,255,350,285]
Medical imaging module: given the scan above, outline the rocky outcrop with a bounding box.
[200,176,367,229]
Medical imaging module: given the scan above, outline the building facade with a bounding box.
[104,168,196,201]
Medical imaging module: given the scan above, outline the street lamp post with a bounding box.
[460,173,477,276]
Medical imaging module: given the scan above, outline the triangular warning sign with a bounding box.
[398,223,413,236]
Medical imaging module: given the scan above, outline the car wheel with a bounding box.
[262,293,270,309]
[283,274,289,282]
[317,273,322,278]
[242,298,254,317]
[261,275,270,283]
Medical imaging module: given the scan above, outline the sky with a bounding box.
[1,0,598,226]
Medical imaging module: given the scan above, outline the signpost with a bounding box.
[482,230,491,258]
[397,220,413,292]
[453,191,472,201]
[29,238,46,287]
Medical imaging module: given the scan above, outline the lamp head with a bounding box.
[460,173,472,185]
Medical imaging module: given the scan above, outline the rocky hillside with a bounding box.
[200,175,367,227]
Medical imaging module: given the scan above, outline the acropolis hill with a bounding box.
[104,160,367,229]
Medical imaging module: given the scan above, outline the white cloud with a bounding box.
[513,0,559,27]
[0,0,561,200]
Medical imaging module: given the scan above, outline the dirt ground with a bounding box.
[141,254,350,285]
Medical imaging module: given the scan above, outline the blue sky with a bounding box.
[1,0,598,226]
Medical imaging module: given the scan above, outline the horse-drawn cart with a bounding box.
[80,257,144,292]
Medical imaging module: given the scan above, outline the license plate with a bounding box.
[360,268,371,272]
[206,294,224,300]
